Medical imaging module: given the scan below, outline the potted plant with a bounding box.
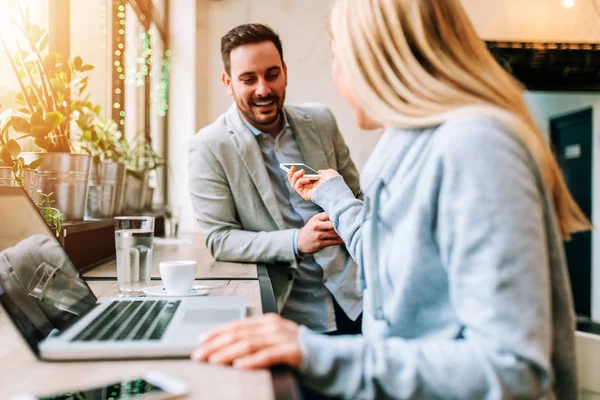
[121,132,164,212]
[0,2,92,221]
[72,104,127,218]
[0,105,44,193]
[0,105,63,234]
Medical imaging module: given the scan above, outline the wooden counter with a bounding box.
[83,233,257,279]
[0,280,279,399]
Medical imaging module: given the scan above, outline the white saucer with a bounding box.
[143,284,213,297]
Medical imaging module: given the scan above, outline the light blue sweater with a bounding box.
[297,117,577,399]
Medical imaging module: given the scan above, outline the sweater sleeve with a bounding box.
[297,120,554,399]
[312,175,365,265]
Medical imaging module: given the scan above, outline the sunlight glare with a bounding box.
[561,0,575,8]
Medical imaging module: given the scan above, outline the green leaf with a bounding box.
[0,148,14,166]
[29,24,42,44]
[10,116,31,133]
[43,53,57,71]
[73,56,83,71]
[34,137,48,149]
[27,158,45,170]
[31,108,44,126]
[23,53,37,63]
[5,140,21,158]
[37,32,48,52]
[44,111,64,131]
[31,125,49,138]
[50,78,66,93]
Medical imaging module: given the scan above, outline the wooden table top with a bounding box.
[82,233,258,279]
[0,280,275,399]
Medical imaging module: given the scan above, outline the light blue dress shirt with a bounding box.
[241,112,338,332]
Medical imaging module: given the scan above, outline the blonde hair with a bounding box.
[329,0,591,238]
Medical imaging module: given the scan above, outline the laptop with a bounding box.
[0,186,246,360]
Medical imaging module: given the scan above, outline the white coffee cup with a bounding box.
[159,260,197,295]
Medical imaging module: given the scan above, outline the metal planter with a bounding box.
[0,166,44,201]
[113,163,128,215]
[123,170,149,213]
[86,162,126,219]
[143,186,154,210]
[0,166,14,186]
[21,153,91,221]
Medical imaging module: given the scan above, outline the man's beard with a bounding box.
[235,91,286,128]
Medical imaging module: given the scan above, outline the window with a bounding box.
[123,3,147,142]
[70,0,112,117]
[0,0,49,109]
[0,0,170,205]
[149,24,168,201]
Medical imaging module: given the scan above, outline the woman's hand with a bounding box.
[287,167,341,201]
[191,313,303,369]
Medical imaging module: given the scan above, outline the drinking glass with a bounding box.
[114,216,155,296]
[165,206,181,238]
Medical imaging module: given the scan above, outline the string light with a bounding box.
[159,50,170,117]
[99,4,107,49]
[113,0,126,126]
[108,0,170,127]
[149,28,169,117]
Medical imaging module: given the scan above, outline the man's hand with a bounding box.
[191,313,302,369]
[297,212,344,254]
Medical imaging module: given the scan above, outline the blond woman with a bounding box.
[192,0,590,398]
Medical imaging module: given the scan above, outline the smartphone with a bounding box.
[11,371,188,400]
[279,163,321,180]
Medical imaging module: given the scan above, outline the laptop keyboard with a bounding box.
[72,300,181,342]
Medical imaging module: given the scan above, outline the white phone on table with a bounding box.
[11,371,188,400]
[279,163,321,180]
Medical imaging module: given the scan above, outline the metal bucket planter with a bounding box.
[0,166,44,201]
[86,162,126,219]
[21,153,91,221]
[22,169,44,202]
[123,170,148,213]
[143,185,154,210]
[113,163,127,215]
[0,166,14,186]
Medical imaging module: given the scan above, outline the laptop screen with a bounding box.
[0,186,97,355]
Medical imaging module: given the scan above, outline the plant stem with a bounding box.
[15,42,47,113]
[34,59,53,111]
[0,35,35,114]
[22,30,58,112]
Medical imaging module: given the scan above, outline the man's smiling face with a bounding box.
[222,41,287,132]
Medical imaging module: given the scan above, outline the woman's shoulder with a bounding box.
[428,115,534,168]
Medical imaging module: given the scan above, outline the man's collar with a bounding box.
[238,107,290,137]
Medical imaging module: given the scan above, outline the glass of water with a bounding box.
[114,216,155,296]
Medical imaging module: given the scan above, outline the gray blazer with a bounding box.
[189,103,363,312]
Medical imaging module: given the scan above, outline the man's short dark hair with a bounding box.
[221,23,284,75]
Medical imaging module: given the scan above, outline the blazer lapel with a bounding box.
[225,104,286,229]
[286,107,331,171]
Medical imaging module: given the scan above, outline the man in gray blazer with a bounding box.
[189,24,362,334]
